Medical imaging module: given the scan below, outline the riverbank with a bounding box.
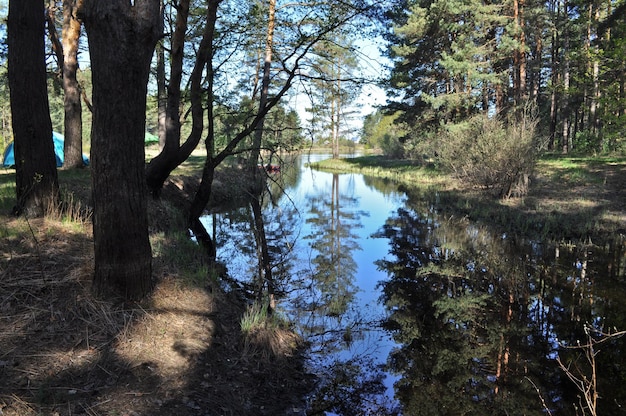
[0,167,312,416]
[1,151,625,415]
[312,154,626,244]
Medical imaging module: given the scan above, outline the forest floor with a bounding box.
[0,168,313,416]
[1,153,625,416]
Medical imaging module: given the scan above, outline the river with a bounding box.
[203,153,626,415]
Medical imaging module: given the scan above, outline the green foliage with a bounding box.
[383,0,626,158]
[380,134,404,159]
[361,110,408,158]
[386,0,516,125]
[573,129,603,154]
[437,111,543,198]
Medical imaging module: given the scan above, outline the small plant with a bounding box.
[240,302,301,361]
[44,187,92,226]
[240,302,275,334]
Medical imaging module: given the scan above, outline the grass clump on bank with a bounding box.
[240,302,302,361]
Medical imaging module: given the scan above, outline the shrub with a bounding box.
[380,134,405,159]
[437,110,543,198]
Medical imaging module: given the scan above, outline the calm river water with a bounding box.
[205,153,626,415]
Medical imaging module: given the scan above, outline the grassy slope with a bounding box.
[313,154,626,243]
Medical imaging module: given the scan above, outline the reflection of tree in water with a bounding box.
[308,356,400,416]
[211,179,301,307]
[304,173,362,318]
[292,173,399,415]
[362,175,404,199]
[374,206,577,415]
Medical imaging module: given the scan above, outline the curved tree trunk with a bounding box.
[145,0,206,197]
[8,0,59,217]
[188,0,220,230]
[81,0,161,299]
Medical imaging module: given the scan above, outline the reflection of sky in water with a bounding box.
[203,154,406,409]
[296,170,405,402]
[284,156,406,406]
[202,154,626,414]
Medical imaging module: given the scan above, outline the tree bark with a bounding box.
[188,0,220,223]
[62,0,85,169]
[145,0,206,197]
[81,0,161,299]
[512,0,527,110]
[561,0,571,154]
[156,36,166,150]
[8,0,59,217]
[249,0,276,171]
[548,0,560,150]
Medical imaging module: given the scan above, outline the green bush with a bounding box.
[437,111,543,198]
[380,134,405,159]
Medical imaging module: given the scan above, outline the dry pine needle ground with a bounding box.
[0,181,312,416]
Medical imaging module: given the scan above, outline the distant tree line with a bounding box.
[360,0,626,196]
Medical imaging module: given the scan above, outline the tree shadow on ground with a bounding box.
[0,206,314,415]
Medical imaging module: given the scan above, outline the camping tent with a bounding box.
[144,131,159,144]
[2,132,89,168]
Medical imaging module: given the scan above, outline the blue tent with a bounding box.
[2,132,89,168]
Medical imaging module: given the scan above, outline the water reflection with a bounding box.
[376,188,626,415]
[205,155,626,415]
[294,171,401,415]
[205,154,403,414]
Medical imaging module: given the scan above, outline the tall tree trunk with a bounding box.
[513,0,527,109]
[62,0,85,169]
[548,0,560,150]
[529,23,543,106]
[81,0,161,299]
[186,0,218,261]
[561,0,571,154]
[45,1,63,76]
[8,0,59,217]
[156,36,167,150]
[249,0,277,172]
[187,0,219,228]
[332,62,341,159]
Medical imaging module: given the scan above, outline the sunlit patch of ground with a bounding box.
[114,279,216,384]
[0,180,312,416]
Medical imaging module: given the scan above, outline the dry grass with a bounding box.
[240,304,303,362]
[0,175,313,416]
